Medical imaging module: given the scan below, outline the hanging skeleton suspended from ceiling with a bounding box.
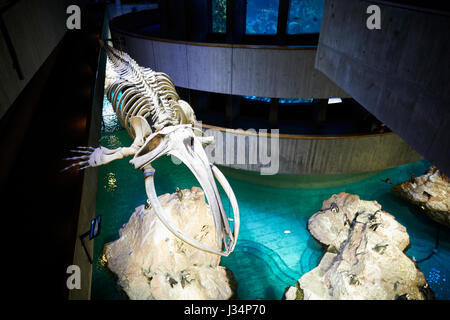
[64,41,240,257]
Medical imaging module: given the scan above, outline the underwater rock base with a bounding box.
[284,192,433,300]
[392,166,450,228]
[102,187,236,300]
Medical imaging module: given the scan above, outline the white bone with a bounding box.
[142,168,229,256]
[65,42,240,256]
[211,164,240,252]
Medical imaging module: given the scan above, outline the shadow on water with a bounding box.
[297,236,324,274]
[221,239,301,300]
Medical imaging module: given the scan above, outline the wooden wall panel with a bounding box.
[231,47,348,98]
[152,41,189,88]
[187,45,232,94]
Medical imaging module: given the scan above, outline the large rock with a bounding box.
[102,187,236,300]
[284,192,432,300]
[392,167,450,228]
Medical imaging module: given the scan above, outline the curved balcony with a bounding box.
[109,9,349,99]
[198,123,422,175]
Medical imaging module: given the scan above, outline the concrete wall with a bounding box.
[200,124,422,175]
[315,0,450,175]
[0,0,81,119]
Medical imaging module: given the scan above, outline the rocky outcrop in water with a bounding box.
[392,167,450,228]
[284,192,432,300]
[102,187,236,300]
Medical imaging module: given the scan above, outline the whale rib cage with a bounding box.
[104,43,192,135]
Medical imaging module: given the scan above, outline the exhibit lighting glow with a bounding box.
[280,98,313,104]
[243,95,271,103]
[328,97,342,104]
[243,96,313,104]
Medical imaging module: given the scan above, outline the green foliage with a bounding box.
[212,0,226,33]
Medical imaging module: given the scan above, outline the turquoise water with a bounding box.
[91,101,449,300]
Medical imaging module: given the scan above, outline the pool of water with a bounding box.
[91,101,449,300]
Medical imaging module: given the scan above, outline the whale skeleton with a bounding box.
[64,41,239,256]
